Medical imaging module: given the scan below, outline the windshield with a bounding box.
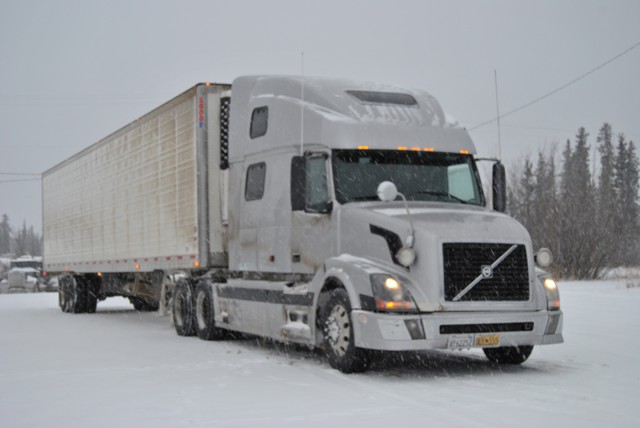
[332,149,484,206]
[10,260,42,269]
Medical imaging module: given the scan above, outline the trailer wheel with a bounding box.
[483,345,534,365]
[83,275,99,313]
[59,276,70,312]
[69,276,88,314]
[320,288,370,373]
[195,281,226,341]
[173,278,196,336]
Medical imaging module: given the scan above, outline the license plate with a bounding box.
[447,334,501,349]
[475,334,500,347]
[448,334,475,350]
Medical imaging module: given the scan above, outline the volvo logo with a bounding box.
[481,265,493,278]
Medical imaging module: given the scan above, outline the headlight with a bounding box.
[540,275,561,311]
[370,274,417,313]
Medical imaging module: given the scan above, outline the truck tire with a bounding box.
[195,280,227,341]
[173,278,196,336]
[83,275,99,313]
[483,345,534,365]
[320,288,370,373]
[59,276,70,312]
[70,276,88,314]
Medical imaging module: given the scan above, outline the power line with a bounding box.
[0,178,41,184]
[0,172,41,176]
[469,40,640,131]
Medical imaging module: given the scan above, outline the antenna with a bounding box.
[300,51,305,156]
[494,69,502,160]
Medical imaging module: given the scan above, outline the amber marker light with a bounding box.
[97,272,102,277]
[194,261,200,268]
[397,146,408,151]
[424,147,435,152]
[358,145,369,150]
[135,264,140,270]
[460,150,470,154]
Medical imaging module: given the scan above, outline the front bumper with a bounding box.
[352,309,564,352]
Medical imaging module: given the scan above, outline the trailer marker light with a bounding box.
[397,146,408,151]
[424,147,435,152]
[97,272,102,277]
[411,147,420,151]
[460,150,470,154]
[358,145,369,150]
[193,261,200,268]
[135,264,140,270]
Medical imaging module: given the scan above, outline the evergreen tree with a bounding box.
[595,123,617,266]
[613,135,640,265]
[0,214,11,255]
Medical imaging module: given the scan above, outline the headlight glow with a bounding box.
[384,277,400,290]
[543,278,557,291]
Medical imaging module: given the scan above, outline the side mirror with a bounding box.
[291,156,306,211]
[377,181,398,202]
[492,162,506,213]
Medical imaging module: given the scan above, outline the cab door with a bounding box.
[291,153,335,275]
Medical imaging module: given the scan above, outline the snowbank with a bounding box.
[1,281,638,427]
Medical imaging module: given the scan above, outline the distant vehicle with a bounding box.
[43,76,563,373]
[0,255,55,293]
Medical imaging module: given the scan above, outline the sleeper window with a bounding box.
[245,162,266,201]
[250,106,268,139]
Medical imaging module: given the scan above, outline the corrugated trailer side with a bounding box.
[43,83,230,274]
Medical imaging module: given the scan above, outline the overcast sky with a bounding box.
[1,0,639,233]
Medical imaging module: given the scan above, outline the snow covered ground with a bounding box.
[1,280,639,428]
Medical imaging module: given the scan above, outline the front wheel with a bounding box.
[483,345,534,365]
[320,288,370,373]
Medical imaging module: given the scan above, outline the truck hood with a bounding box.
[341,202,531,244]
[338,202,538,312]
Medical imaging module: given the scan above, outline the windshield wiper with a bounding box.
[349,195,380,202]
[418,191,472,204]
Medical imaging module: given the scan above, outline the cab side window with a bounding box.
[250,106,268,139]
[245,162,266,201]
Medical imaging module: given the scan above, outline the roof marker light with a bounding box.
[358,145,369,150]
[397,146,408,151]
[411,147,421,151]
[460,150,470,154]
[424,147,435,152]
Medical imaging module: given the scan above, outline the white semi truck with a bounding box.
[43,76,563,373]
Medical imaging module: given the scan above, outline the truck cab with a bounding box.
[208,76,563,372]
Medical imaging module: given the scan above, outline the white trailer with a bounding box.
[43,76,563,372]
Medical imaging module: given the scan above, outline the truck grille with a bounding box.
[443,243,529,302]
